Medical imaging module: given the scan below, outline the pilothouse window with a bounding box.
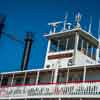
[78,35,96,59]
[67,36,75,50]
[49,35,75,52]
[58,39,66,51]
[50,39,58,52]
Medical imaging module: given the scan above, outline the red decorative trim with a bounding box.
[1,80,100,88]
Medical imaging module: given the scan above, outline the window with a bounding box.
[49,39,58,52]
[69,71,83,81]
[78,36,87,54]
[67,36,75,50]
[57,71,67,83]
[25,78,30,84]
[87,43,92,57]
[78,36,82,50]
[92,47,96,59]
[2,77,8,86]
[58,39,66,51]
[38,72,52,83]
[15,77,23,85]
[78,35,96,59]
[49,36,75,52]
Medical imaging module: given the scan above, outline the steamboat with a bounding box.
[0,13,100,100]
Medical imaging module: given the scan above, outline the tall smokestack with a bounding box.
[21,32,33,70]
[0,16,5,38]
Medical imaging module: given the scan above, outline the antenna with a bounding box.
[98,19,100,40]
[75,12,82,28]
[88,16,92,33]
[48,21,63,33]
[63,13,68,31]
[96,19,100,63]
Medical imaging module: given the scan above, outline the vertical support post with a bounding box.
[86,42,89,55]
[11,73,15,86]
[23,72,27,85]
[53,68,58,83]
[66,68,69,82]
[44,39,51,68]
[96,36,100,63]
[9,74,15,100]
[83,65,86,81]
[81,39,84,49]
[96,47,99,63]
[51,70,54,83]
[52,25,56,33]
[36,71,40,85]
[57,40,60,51]
[91,46,93,58]
[73,32,79,65]
[0,74,3,87]
[65,38,69,50]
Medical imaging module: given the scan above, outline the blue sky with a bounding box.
[0,0,100,72]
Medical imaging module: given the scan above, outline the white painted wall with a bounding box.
[45,50,73,69]
[46,58,72,68]
[75,51,96,65]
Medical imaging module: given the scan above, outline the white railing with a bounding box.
[0,82,100,99]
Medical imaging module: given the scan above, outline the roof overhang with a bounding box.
[45,28,98,47]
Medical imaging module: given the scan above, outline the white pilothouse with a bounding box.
[0,13,100,100]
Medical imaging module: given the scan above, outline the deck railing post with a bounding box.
[23,72,27,85]
[53,68,58,83]
[0,74,3,87]
[51,70,54,83]
[65,38,69,50]
[66,68,69,82]
[9,74,15,100]
[36,71,40,85]
[83,65,86,81]
[11,73,15,86]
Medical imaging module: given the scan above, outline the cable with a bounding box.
[2,32,24,45]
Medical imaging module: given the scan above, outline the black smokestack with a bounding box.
[21,32,33,70]
[0,16,5,38]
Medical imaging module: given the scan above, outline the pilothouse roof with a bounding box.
[45,28,98,47]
